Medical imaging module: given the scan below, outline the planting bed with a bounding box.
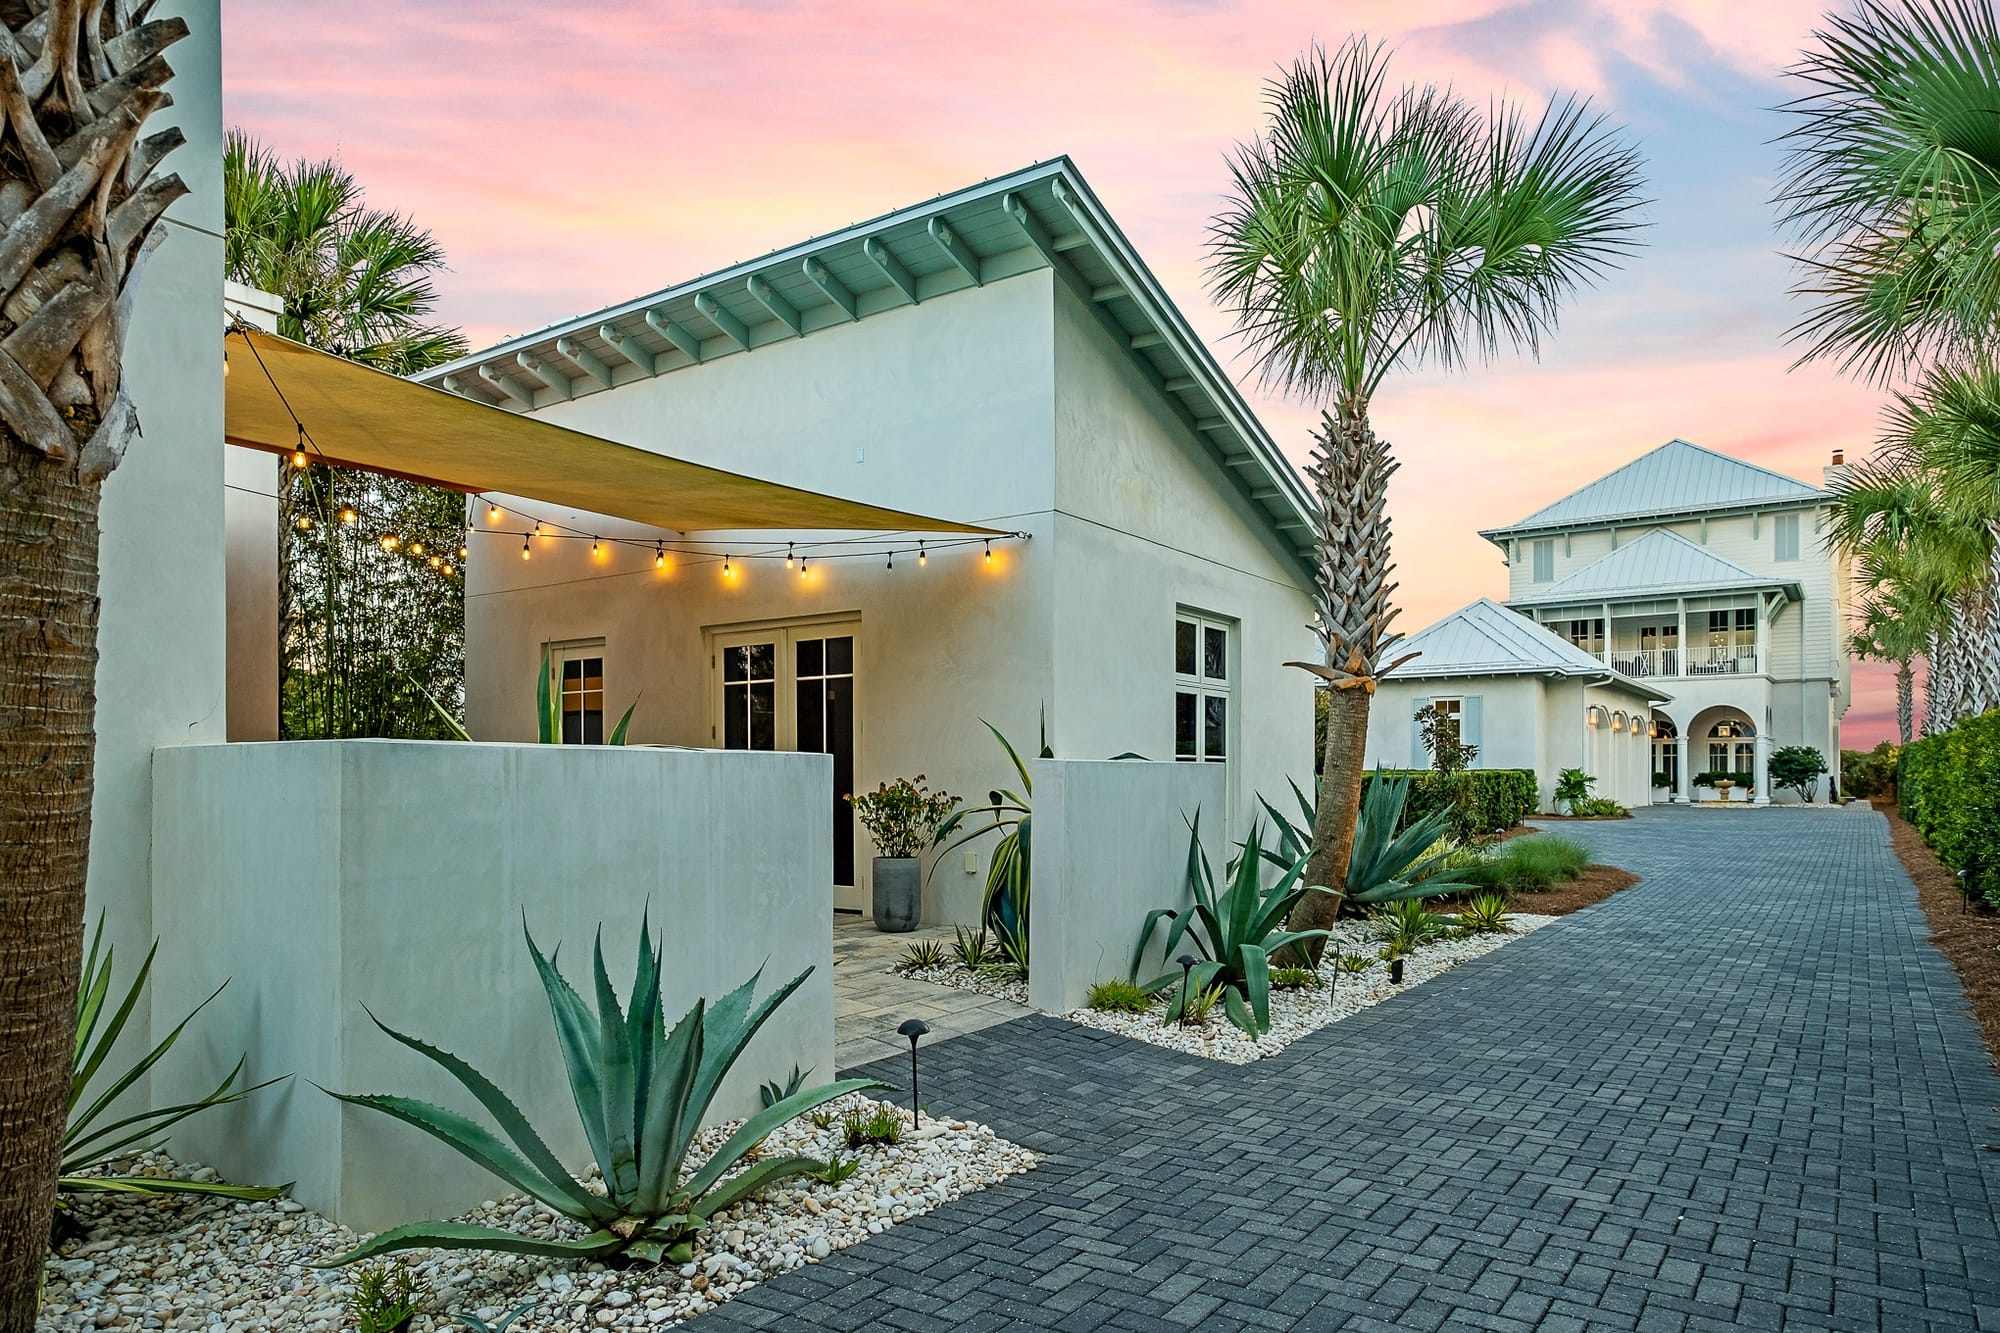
[39,1094,1034,1331]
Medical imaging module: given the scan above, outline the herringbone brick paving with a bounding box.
[708,805,2000,1330]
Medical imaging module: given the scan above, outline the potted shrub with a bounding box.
[849,776,958,932]
[1693,771,1721,802]
[1553,767,1593,815]
[1651,771,1674,803]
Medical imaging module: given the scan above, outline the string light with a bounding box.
[339,506,358,525]
[489,503,502,522]
[886,550,894,570]
[291,424,308,470]
[458,544,468,560]
[410,542,424,556]
[800,555,809,579]
[534,521,543,537]
[918,541,926,567]
[380,532,400,551]
[296,514,312,531]
[591,537,601,557]
[428,555,441,569]
[655,543,666,569]
[984,539,992,565]
[786,542,795,569]
[722,554,733,578]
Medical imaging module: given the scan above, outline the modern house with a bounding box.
[1370,440,1851,806]
[413,159,1321,921]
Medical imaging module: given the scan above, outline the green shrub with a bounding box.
[351,1262,427,1333]
[1843,741,1899,798]
[1086,979,1152,1013]
[1569,797,1629,818]
[1371,899,1450,957]
[1358,768,1537,834]
[1459,893,1514,934]
[1267,966,1324,991]
[1483,834,1590,892]
[948,925,994,970]
[1900,712,2000,891]
[848,775,959,858]
[1176,982,1225,1026]
[896,938,946,972]
[1770,746,1829,801]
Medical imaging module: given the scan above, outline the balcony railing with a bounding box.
[1607,647,1677,678]
[1594,644,1758,677]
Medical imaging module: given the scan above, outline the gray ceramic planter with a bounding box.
[872,856,921,932]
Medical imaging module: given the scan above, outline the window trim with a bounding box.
[1772,511,1801,563]
[545,637,607,745]
[1530,538,1555,583]
[1173,609,1234,767]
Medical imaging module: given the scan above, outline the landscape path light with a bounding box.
[897,1018,929,1126]
[1176,954,1198,1027]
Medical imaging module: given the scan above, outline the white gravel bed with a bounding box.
[39,1094,1033,1331]
[895,915,1556,1063]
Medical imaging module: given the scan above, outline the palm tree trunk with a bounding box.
[1291,398,1402,961]
[1896,659,1914,746]
[0,6,190,1321]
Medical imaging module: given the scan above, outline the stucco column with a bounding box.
[1675,716,1692,805]
[1753,729,1770,806]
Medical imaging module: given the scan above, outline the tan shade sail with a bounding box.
[223,328,999,535]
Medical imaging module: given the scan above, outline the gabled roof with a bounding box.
[1388,598,1666,700]
[414,158,1313,568]
[1480,439,1826,541]
[1508,529,1801,607]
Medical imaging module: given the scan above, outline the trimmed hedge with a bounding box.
[1898,713,2000,877]
[1364,768,1538,836]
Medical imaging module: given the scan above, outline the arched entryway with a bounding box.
[1684,705,1762,804]
[1650,712,1678,800]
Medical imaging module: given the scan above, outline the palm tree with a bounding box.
[0,6,189,1323]
[1774,0,2000,385]
[1854,581,1938,743]
[223,132,470,740]
[1206,40,1645,937]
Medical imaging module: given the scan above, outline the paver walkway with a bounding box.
[833,917,1021,1068]
[718,805,2000,1331]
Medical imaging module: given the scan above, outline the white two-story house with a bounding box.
[1366,439,1852,807]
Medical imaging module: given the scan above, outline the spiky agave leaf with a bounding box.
[325,1220,628,1268]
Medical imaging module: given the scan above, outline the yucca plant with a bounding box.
[535,645,638,745]
[325,920,878,1266]
[1262,771,1472,923]
[1130,817,1331,1036]
[1372,899,1450,957]
[59,919,289,1223]
[947,925,993,970]
[933,720,1048,965]
[895,938,947,973]
[1459,893,1514,935]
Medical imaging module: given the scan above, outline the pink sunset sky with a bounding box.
[220,0,1903,749]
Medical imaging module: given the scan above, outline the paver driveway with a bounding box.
[713,804,2000,1331]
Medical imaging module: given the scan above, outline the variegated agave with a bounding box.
[325,922,876,1266]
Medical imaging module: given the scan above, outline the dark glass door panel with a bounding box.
[796,635,857,886]
[721,641,777,752]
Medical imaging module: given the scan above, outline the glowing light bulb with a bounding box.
[785,542,795,569]
[380,532,399,550]
[521,536,531,560]
[292,449,308,469]
[984,540,992,565]
[918,542,926,567]
[339,507,358,525]
[723,554,733,578]
[489,503,502,522]
[296,515,312,531]
[655,544,665,569]
[592,538,601,557]
[410,542,424,556]
[428,555,441,569]
[800,556,809,579]
[444,561,455,575]
[457,545,468,560]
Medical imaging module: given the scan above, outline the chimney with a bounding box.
[1832,448,1844,465]
[1825,447,1851,488]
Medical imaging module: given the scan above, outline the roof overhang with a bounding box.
[1384,661,1668,703]
[1507,578,1804,609]
[412,158,1314,575]
[225,328,999,535]
[1478,494,1829,547]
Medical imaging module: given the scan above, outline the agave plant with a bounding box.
[1130,817,1331,1036]
[1260,771,1472,922]
[535,646,638,745]
[1372,899,1450,958]
[325,920,878,1266]
[60,919,289,1220]
[933,720,1049,965]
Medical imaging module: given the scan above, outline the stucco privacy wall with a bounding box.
[90,0,224,1030]
[1049,281,1317,828]
[1027,759,1226,1015]
[150,741,835,1231]
[461,272,1059,923]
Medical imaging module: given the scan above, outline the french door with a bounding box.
[711,621,860,899]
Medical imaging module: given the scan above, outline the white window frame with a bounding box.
[545,637,607,745]
[1531,539,1555,583]
[1173,610,1234,767]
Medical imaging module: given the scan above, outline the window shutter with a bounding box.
[1411,697,1430,768]
[1462,696,1482,766]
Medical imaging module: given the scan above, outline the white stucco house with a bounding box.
[1370,440,1852,808]
[413,159,1321,921]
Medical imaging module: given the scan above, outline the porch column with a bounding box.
[1753,728,1770,806]
[1676,598,1687,678]
[1675,716,1693,805]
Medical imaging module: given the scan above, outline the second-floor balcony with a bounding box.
[1600,643,1758,677]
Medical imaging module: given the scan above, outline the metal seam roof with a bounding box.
[413,157,1315,573]
[1507,529,1800,607]
[1388,598,1665,700]
[1479,439,1826,540]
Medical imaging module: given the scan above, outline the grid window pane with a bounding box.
[1532,539,1554,582]
[1203,627,1226,680]
[1175,620,1196,676]
[1204,696,1226,760]
[827,635,854,675]
[1175,691,1196,759]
